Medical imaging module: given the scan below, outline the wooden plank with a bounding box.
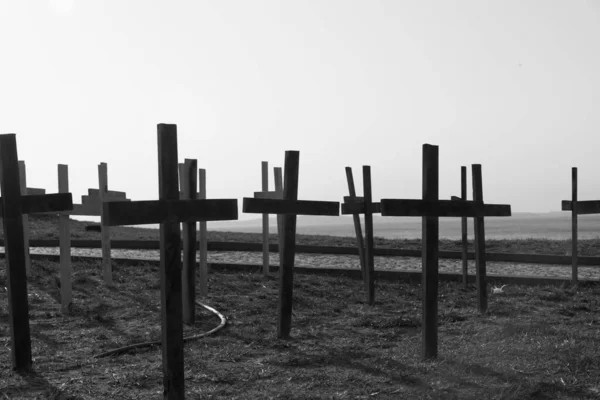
[103,199,238,226]
[18,161,30,276]
[279,151,300,339]
[472,164,487,313]
[88,188,127,198]
[341,201,382,215]
[274,167,284,261]
[180,159,198,325]
[0,193,74,217]
[157,124,185,399]
[561,200,600,215]
[363,166,375,306]
[70,203,101,216]
[58,164,72,313]
[261,161,269,275]
[345,167,366,279]
[572,168,578,284]
[98,163,112,286]
[0,135,32,370]
[422,144,439,360]
[26,188,45,195]
[254,191,283,199]
[243,198,339,216]
[81,195,130,204]
[380,199,511,217]
[198,168,208,297]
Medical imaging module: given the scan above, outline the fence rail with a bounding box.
[5,239,598,267]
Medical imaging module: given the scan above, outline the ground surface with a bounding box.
[1,216,600,399]
[1,256,600,399]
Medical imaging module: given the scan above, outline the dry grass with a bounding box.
[1,256,600,399]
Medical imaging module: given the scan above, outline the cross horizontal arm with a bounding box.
[253,191,283,200]
[380,199,511,217]
[341,197,381,215]
[103,199,238,226]
[243,197,339,216]
[562,200,600,215]
[0,193,73,217]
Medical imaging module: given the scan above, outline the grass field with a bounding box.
[1,216,600,399]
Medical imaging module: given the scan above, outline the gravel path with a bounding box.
[19,246,600,281]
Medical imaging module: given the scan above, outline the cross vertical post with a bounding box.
[279,151,300,337]
[98,162,112,286]
[345,167,366,274]
[472,164,488,313]
[1,137,32,370]
[460,166,468,287]
[58,164,72,313]
[261,161,269,275]
[363,166,375,305]
[198,168,208,297]
[571,167,578,285]
[180,159,198,324]
[18,161,31,276]
[274,167,284,260]
[422,144,439,359]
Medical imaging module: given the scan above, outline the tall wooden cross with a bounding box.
[0,134,73,371]
[378,144,510,359]
[102,124,238,400]
[243,151,339,338]
[341,166,381,305]
[561,167,600,285]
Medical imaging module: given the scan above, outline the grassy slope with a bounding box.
[9,214,600,256]
[1,258,600,399]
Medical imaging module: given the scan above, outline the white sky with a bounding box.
[1,1,599,220]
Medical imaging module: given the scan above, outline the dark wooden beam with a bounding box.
[243,198,339,216]
[103,198,238,226]
[561,200,600,215]
[380,199,510,217]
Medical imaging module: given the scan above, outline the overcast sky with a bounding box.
[1,1,598,220]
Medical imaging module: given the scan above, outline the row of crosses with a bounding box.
[0,125,511,400]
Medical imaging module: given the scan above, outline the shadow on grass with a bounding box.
[1,369,84,400]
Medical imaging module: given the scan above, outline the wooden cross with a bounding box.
[561,167,600,285]
[378,144,510,360]
[102,124,238,400]
[243,151,339,339]
[0,134,73,371]
[341,166,381,305]
[179,159,198,324]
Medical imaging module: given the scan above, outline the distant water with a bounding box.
[209,214,600,241]
[74,214,600,241]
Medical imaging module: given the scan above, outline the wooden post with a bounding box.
[379,144,511,360]
[279,152,299,338]
[422,145,439,359]
[274,167,284,260]
[451,166,469,287]
[571,167,578,285]
[472,164,487,313]
[261,161,269,275]
[0,134,73,371]
[180,159,198,325]
[18,161,31,276]
[198,168,208,297]
[102,124,238,399]
[345,167,366,275]
[363,166,375,306]
[98,162,112,286]
[58,164,72,313]
[243,151,340,338]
